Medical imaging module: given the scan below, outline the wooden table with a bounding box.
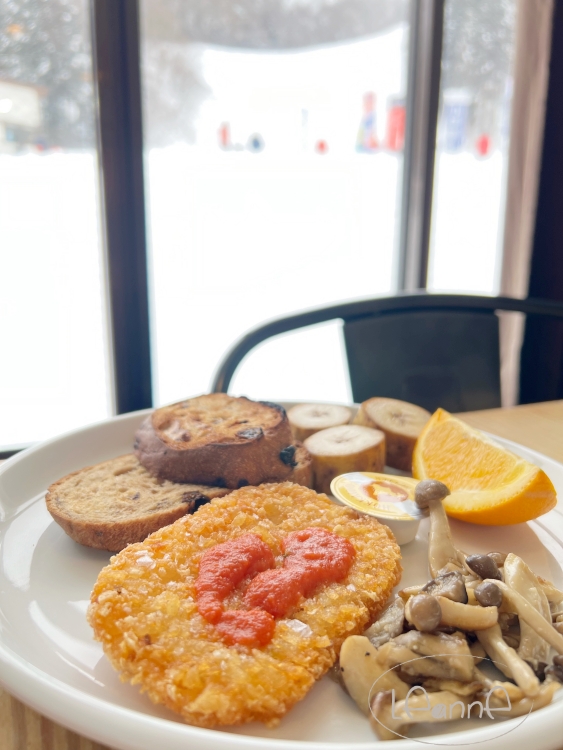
[1,400,562,750]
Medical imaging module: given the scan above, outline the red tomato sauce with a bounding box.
[195,528,355,647]
[195,534,274,624]
[245,528,355,614]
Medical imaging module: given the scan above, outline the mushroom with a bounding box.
[422,571,468,603]
[465,553,502,581]
[487,551,508,568]
[364,596,405,648]
[484,579,563,655]
[538,578,563,605]
[339,636,409,715]
[422,678,482,696]
[503,553,551,670]
[469,641,487,663]
[492,612,520,648]
[414,480,464,577]
[472,663,526,701]
[370,689,469,741]
[484,680,560,717]
[377,630,474,682]
[398,584,425,601]
[550,604,563,620]
[476,624,540,697]
[545,654,563,683]
[405,594,442,632]
[436,595,498,631]
[474,581,503,608]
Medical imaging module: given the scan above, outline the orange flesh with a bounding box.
[417,416,524,490]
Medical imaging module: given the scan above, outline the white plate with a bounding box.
[1,406,563,750]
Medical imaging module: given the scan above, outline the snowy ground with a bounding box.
[0,146,506,446]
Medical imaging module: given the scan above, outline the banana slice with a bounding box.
[353,397,430,472]
[288,403,352,442]
[304,425,385,495]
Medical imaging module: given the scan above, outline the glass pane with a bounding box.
[427,0,517,294]
[0,0,111,447]
[141,0,410,404]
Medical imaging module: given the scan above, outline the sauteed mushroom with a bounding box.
[484,680,560,717]
[398,584,425,601]
[370,689,468,741]
[422,678,482,696]
[339,636,409,716]
[437,595,498,630]
[364,596,405,648]
[485,579,563,655]
[414,480,463,577]
[466,553,502,581]
[338,476,563,739]
[487,551,508,568]
[377,631,474,682]
[539,579,563,605]
[474,581,503,608]
[476,624,540,697]
[405,594,442,632]
[422,571,468,603]
[503,553,551,669]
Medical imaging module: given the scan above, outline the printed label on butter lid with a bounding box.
[331,472,427,521]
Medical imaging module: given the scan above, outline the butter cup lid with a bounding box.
[330,472,427,522]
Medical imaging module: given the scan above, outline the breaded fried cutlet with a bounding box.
[88,482,401,728]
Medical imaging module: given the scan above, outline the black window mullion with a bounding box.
[91,0,152,414]
[397,0,445,291]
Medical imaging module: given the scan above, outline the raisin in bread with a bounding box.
[46,454,230,552]
[134,394,303,489]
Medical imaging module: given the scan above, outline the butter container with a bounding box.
[330,472,426,545]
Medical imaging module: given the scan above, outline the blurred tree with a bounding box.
[142,0,408,49]
[0,0,95,148]
[441,0,516,99]
[0,0,516,149]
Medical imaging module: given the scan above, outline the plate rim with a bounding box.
[1,404,563,750]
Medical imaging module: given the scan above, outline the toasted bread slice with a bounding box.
[46,454,230,552]
[88,482,402,728]
[134,394,298,488]
[292,442,313,488]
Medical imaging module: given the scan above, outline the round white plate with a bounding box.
[1,406,563,750]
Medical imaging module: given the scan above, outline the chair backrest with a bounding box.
[344,309,500,412]
[211,293,563,411]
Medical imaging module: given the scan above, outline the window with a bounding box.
[0,0,537,448]
[140,0,410,404]
[0,0,111,448]
[427,0,517,294]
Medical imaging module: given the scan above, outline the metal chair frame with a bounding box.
[211,292,563,396]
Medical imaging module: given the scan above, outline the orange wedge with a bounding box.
[412,408,557,525]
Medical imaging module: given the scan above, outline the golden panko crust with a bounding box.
[88,482,401,728]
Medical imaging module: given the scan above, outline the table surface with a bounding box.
[1,399,562,750]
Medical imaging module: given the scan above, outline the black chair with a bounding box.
[211,292,563,413]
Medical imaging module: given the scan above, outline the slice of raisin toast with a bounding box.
[134,394,302,488]
[46,454,230,552]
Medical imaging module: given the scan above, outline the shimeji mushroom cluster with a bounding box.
[336,480,563,741]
